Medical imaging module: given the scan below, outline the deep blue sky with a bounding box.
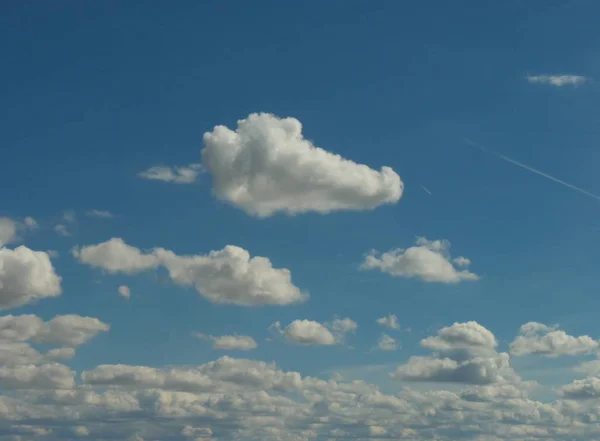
[2,0,600,430]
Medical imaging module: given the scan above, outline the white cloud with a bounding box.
[86,209,116,219]
[0,246,62,309]
[23,216,38,229]
[510,322,598,357]
[0,363,75,389]
[375,333,398,351]
[138,163,203,184]
[526,74,588,86]
[54,224,71,237]
[376,314,400,330]
[74,238,307,306]
[559,377,600,399]
[270,320,336,346]
[62,210,76,223]
[72,426,89,436]
[361,237,479,283]
[270,317,356,346]
[35,315,110,347]
[0,218,18,247]
[118,285,131,299]
[392,322,519,385]
[194,333,258,351]
[73,238,160,274]
[201,112,403,218]
[0,314,108,348]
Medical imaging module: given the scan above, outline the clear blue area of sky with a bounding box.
[2,1,599,381]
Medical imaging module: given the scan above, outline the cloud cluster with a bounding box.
[201,113,403,218]
[361,237,479,283]
[73,238,307,306]
[392,321,521,385]
[510,322,599,357]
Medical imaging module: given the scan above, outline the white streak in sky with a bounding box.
[420,184,432,195]
[463,138,600,202]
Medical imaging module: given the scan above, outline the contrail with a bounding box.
[419,184,432,195]
[463,137,600,202]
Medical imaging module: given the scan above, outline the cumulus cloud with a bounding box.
[270,320,336,346]
[510,322,598,357]
[118,285,131,299]
[361,237,479,283]
[74,238,307,306]
[376,314,400,330]
[0,314,109,347]
[194,333,258,351]
[392,322,519,385]
[138,163,203,184]
[270,317,356,346]
[35,315,110,347]
[560,377,600,400]
[86,209,116,219]
[375,333,398,351]
[0,246,62,309]
[201,112,403,218]
[73,238,159,274]
[526,74,588,86]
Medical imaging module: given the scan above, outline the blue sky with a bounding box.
[2,1,600,440]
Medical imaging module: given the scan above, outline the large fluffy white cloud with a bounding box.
[201,113,403,218]
[74,238,307,306]
[0,246,62,309]
[361,237,479,283]
[510,322,598,357]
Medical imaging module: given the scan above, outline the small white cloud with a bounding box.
[376,333,398,351]
[23,217,38,229]
[62,210,76,223]
[193,333,258,351]
[361,237,478,284]
[118,285,131,299]
[510,322,598,357]
[86,209,116,219]
[138,163,203,184]
[201,112,403,218]
[270,317,356,346]
[526,74,588,87]
[72,426,89,436]
[376,314,400,330]
[270,320,336,346]
[54,224,71,237]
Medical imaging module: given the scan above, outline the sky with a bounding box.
[2,1,600,440]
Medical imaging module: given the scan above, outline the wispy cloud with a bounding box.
[138,163,204,184]
[86,209,116,219]
[525,74,588,87]
[419,184,432,195]
[464,138,600,202]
